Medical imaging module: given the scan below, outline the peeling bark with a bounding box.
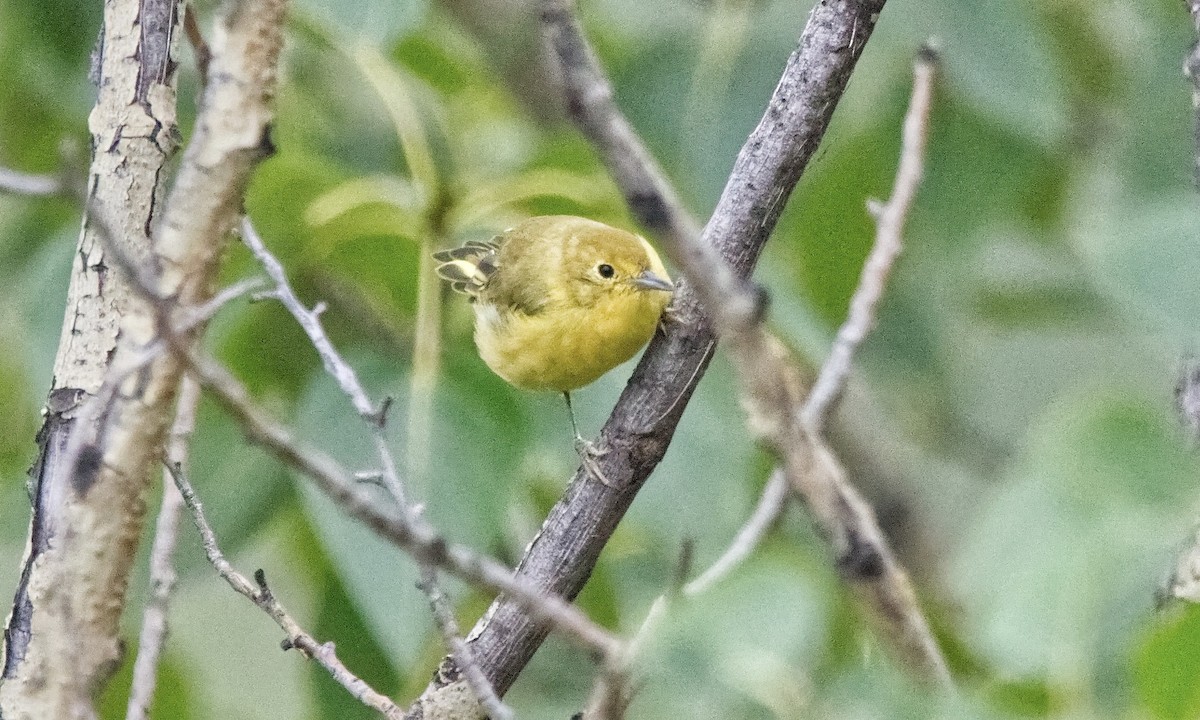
[0,1,184,717]
[0,0,289,716]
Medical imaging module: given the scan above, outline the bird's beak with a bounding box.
[631,270,674,293]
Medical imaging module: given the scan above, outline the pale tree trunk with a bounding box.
[0,0,289,715]
[0,0,184,718]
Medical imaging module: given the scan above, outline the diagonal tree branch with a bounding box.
[167,461,405,719]
[543,0,949,683]
[419,0,896,703]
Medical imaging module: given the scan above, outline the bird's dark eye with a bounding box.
[597,263,615,279]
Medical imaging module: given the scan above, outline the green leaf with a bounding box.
[285,505,402,720]
[950,387,1198,690]
[98,651,200,720]
[1135,604,1200,720]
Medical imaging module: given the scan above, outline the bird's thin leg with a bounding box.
[563,392,613,487]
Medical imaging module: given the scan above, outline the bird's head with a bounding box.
[559,219,674,307]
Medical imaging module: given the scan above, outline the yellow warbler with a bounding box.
[434,215,674,479]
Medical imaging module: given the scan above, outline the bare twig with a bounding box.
[541,0,701,246]
[125,376,200,720]
[0,167,61,196]
[239,218,410,508]
[689,44,940,596]
[167,461,405,719]
[803,45,936,433]
[683,468,788,597]
[420,567,514,720]
[241,218,508,715]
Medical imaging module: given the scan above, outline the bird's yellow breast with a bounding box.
[474,288,665,392]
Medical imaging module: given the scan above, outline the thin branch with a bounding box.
[683,469,788,597]
[689,44,940,596]
[239,218,410,508]
[167,461,404,720]
[0,166,61,196]
[580,542,691,720]
[125,376,200,720]
[803,44,937,433]
[541,0,701,246]
[241,218,508,715]
[419,567,514,720]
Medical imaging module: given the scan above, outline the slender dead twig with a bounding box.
[541,0,701,247]
[420,567,514,720]
[803,45,937,433]
[690,44,940,596]
[241,218,509,716]
[125,377,200,720]
[167,461,404,719]
[240,218,409,508]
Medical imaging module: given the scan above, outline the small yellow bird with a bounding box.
[434,215,674,480]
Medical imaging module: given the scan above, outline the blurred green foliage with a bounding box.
[4,0,1200,717]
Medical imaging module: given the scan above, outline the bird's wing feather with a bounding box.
[434,236,501,298]
[434,230,554,315]
[481,230,554,315]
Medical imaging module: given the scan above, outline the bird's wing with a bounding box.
[433,237,500,298]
